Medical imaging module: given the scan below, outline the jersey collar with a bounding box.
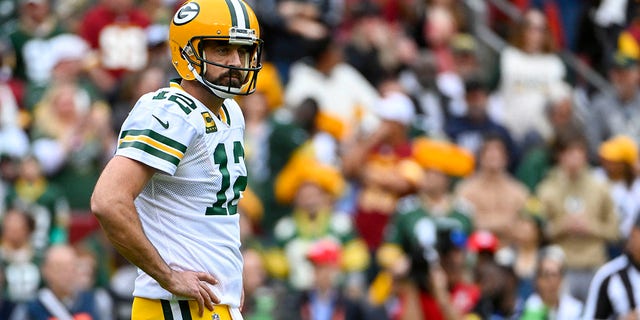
[170,78,231,126]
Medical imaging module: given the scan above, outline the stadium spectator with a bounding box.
[110,66,165,133]
[236,188,264,248]
[343,88,416,253]
[435,33,484,119]
[343,3,393,88]
[406,137,475,234]
[537,130,619,301]
[12,245,104,319]
[242,90,273,207]
[5,155,70,252]
[497,8,566,149]
[30,82,114,210]
[467,230,501,282]
[138,0,172,25]
[343,2,418,88]
[248,0,342,84]
[285,37,380,144]
[8,0,66,107]
[107,255,137,320]
[455,134,529,246]
[375,137,477,317]
[74,247,113,320]
[469,248,524,319]
[445,76,517,164]
[144,25,173,75]
[0,266,18,319]
[0,80,29,159]
[397,51,448,138]
[583,214,640,319]
[511,203,547,300]
[241,94,308,232]
[521,245,583,320]
[78,0,150,95]
[575,0,638,74]
[587,52,640,158]
[516,82,585,192]
[423,5,458,74]
[241,247,282,319]
[618,10,640,61]
[0,208,40,303]
[280,239,368,320]
[596,135,640,240]
[272,154,369,290]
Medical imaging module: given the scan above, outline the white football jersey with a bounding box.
[115,81,247,307]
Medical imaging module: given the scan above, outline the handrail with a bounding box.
[465,0,613,94]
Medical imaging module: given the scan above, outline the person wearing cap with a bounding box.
[584,214,640,319]
[279,239,368,320]
[373,138,477,318]
[587,51,640,153]
[467,230,501,282]
[403,137,475,235]
[270,153,369,291]
[342,86,418,254]
[468,248,524,320]
[596,135,640,239]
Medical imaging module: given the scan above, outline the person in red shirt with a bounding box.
[78,0,150,94]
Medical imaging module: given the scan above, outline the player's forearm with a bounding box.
[92,197,173,287]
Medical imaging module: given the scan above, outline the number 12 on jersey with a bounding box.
[206,142,247,216]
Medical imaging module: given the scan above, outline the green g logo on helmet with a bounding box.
[173,2,200,25]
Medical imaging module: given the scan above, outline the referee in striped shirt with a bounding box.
[583,213,640,319]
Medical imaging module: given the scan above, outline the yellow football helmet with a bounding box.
[169,0,263,99]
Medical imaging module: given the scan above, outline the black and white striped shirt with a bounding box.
[583,254,640,319]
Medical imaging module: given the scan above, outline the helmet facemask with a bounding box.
[181,32,263,99]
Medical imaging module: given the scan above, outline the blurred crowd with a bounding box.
[1,0,640,319]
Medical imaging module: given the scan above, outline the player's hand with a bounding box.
[162,270,220,317]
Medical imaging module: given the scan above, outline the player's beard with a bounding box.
[211,69,246,89]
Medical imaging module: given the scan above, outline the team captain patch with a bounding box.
[202,111,217,133]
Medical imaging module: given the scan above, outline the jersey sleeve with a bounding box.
[116,94,198,175]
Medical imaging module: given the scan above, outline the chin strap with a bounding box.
[187,62,236,99]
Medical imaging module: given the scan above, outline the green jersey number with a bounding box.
[206,142,247,215]
[152,90,197,115]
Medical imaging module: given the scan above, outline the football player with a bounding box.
[90,0,262,319]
